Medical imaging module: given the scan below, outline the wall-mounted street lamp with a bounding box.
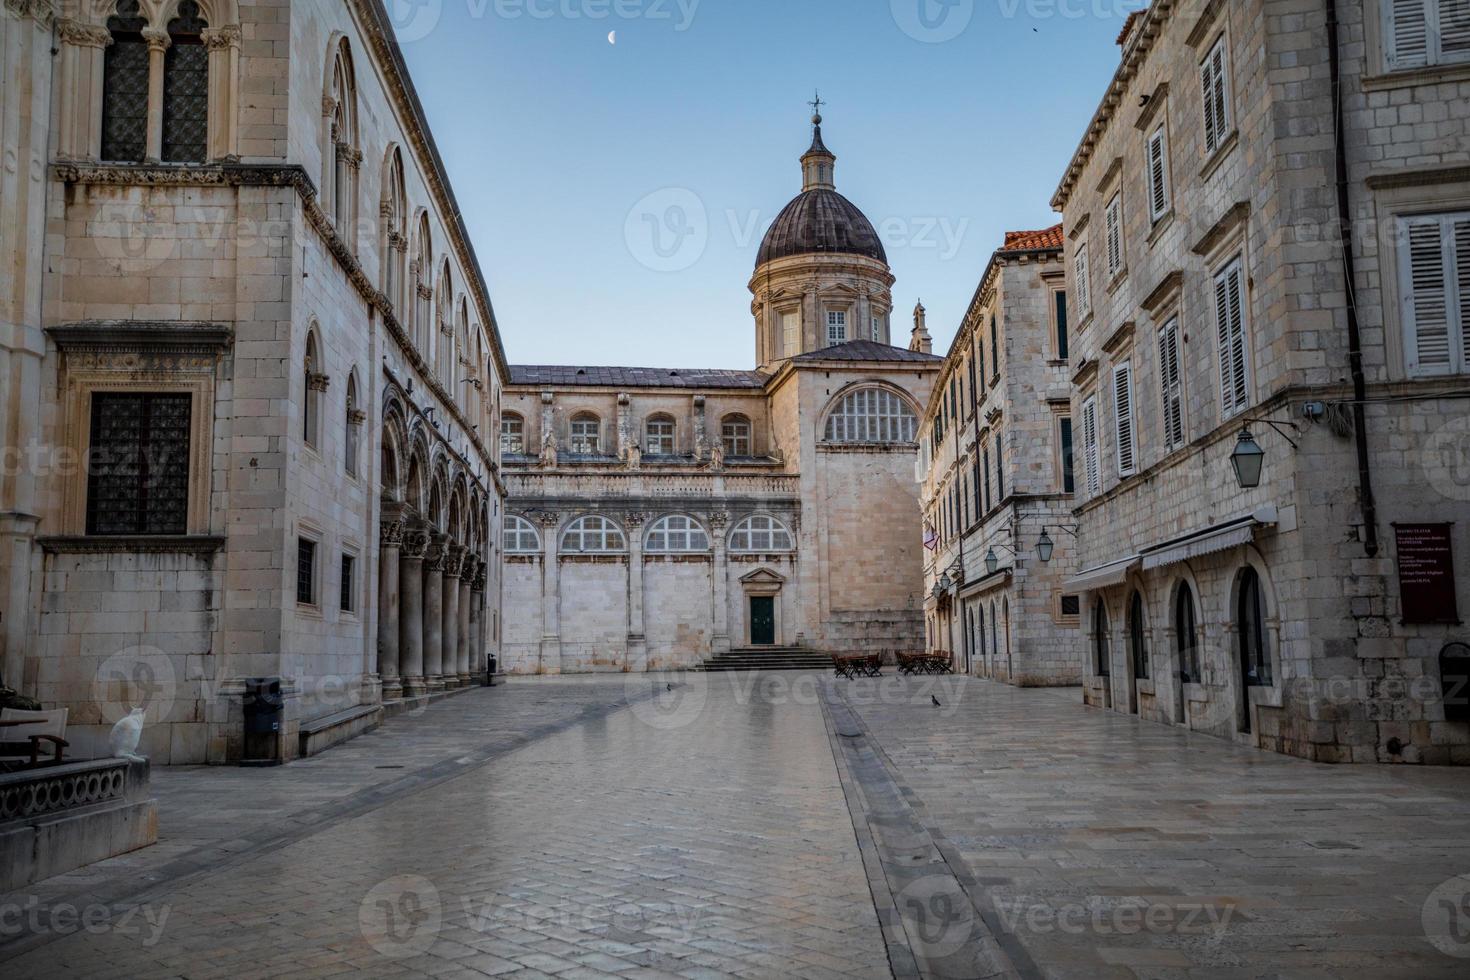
[984,544,1016,576]
[1227,416,1298,490]
[1037,524,1079,563]
[938,571,954,593]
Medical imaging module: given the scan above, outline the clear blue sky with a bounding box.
[391,0,1145,368]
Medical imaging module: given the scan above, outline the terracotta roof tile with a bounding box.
[1000,224,1065,253]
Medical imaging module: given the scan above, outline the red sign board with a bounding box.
[1395,524,1460,625]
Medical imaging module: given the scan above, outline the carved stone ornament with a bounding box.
[708,512,730,530]
[539,429,558,469]
[55,18,113,48]
[424,535,447,572]
[308,372,331,393]
[380,519,405,548]
[442,546,466,579]
[472,569,488,592]
[348,408,368,426]
[535,511,561,528]
[201,25,241,51]
[142,27,171,51]
[402,526,431,560]
[624,513,649,529]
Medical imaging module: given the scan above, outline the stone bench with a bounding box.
[298,704,383,759]
[0,758,157,891]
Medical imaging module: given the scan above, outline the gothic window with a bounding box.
[729,515,794,553]
[645,515,710,553]
[161,2,209,164]
[501,413,525,455]
[645,415,676,455]
[1093,599,1111,677]
[1175,582,1200,684]
[344,373,360,477]
[570,414,600,454]
[1129,591,1149,680]
[721,415,752,457]
[502,516,540,553]
[303,331,322,449]
[324,40,359,231]
[561,516,626,553]
[823,387,918,444]
[101,0,150,163]
[413,215,432,352]
[382,149,407,310]
[1237,567,1272,687]
[85,392,191,535]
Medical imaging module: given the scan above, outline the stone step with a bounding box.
[699,647,834,671]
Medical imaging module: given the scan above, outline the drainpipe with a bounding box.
[1327,0,1379,558]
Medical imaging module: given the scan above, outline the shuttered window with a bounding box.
[994,429,1005,501]
[1073,240,1092,320]
[1386,0,1470,70]
[1214,257,1251,417]
[1159,317,1186,449]
[1200,36,1232,155]
[1081,396,1101,498]
[1399,212,1470,376]
[1113,363,1136,477]
[982,445,993,512]
[1105,194,1124,279]
[1147,126,1171,222]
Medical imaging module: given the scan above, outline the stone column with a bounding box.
[377,513,405,700]
[440,545,464,689]
[710,512,730,653]
[201,25,241,161]
[539,512,561,672]
[470,564,486,679]
[692,396,708,460]
[398,525,429,698]
[616,393,632,461]
[142,29,169,162]
[458,557,474,683]
[422,534,446,692]
[626,514,647,668]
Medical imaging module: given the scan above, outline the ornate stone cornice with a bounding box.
[46,321,233,358]
[38,535,226,556]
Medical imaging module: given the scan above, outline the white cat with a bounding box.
[109,707,147,762]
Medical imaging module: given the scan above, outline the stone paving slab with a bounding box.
[3,672,892,978]
[832,676,1470,979]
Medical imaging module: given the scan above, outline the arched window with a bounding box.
[501,413,525,455]
[162,2,209,163]
[645,414,676,455]
[344,373,361,477]
[722,414,752,457]
[646,516,709,553]
[434,263,453,383]
[1238,567,1272,687]
[1094,600,1111,677]
[824,387,918,444]
[1129,591,1149,679]
[1175,583,1200,683]
[729,515,794,553]
[303,331,322,449]
[324,40,358,231]
[990,600,999,662]
[101,0,150,163]
[976,605,987,666]
[503,516,540,554]
[382,149,407,311]
[570,414,600,454]
[561,516,626,553]
[412,214,432,351]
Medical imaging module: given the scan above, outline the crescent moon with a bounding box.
[608,30,617,45]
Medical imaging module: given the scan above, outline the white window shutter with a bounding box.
[1454,216,1470,369]
[1214,260,1250,415]
[1159,318,1185,448]
[1113,363,1136,476]
[1444,0,1470,60]
[1201,38,1231,153]
[1402,217,1453,374]
[1147,128,1170,221]
[1075,243,1091,318]
[1387,0,1431,69]
[1082,397,1101,497]
[1106,197,1123,277]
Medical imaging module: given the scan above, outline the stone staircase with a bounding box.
[699,646,833,672]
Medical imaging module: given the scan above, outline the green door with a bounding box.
[750,596,775,646]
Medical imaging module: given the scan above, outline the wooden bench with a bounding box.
[831,654,883,679]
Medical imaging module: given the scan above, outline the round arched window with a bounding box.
[823,387,917,444]
[561,516,625,553]
[729,515,795,553]
[645,516,709,553]
[502,516,540,554]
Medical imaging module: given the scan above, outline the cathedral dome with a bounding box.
[756,189,887,267]
[755,112,887,269]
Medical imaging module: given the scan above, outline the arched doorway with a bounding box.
[1236,566,1272,733]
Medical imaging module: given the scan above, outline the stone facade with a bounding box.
[499,121,942,673]
[919,228,1083,686]
[1053,0,1470,762]
[0,0,507,763]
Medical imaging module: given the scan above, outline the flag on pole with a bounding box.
[923,523,938,551]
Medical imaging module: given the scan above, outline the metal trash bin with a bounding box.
[241,676,284,766]
[486,656,497,687]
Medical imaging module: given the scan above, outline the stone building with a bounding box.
[0,0,507,763]
[498,115,942,673]
[1054,0,1470,761]
[918,227,1082,685]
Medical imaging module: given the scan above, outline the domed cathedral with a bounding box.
[498,111,942,674]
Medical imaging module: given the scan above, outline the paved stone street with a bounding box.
[4,674,1470,978]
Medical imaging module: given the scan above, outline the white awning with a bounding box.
[1063,556,1140,593]
[1140,506,1278,571]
